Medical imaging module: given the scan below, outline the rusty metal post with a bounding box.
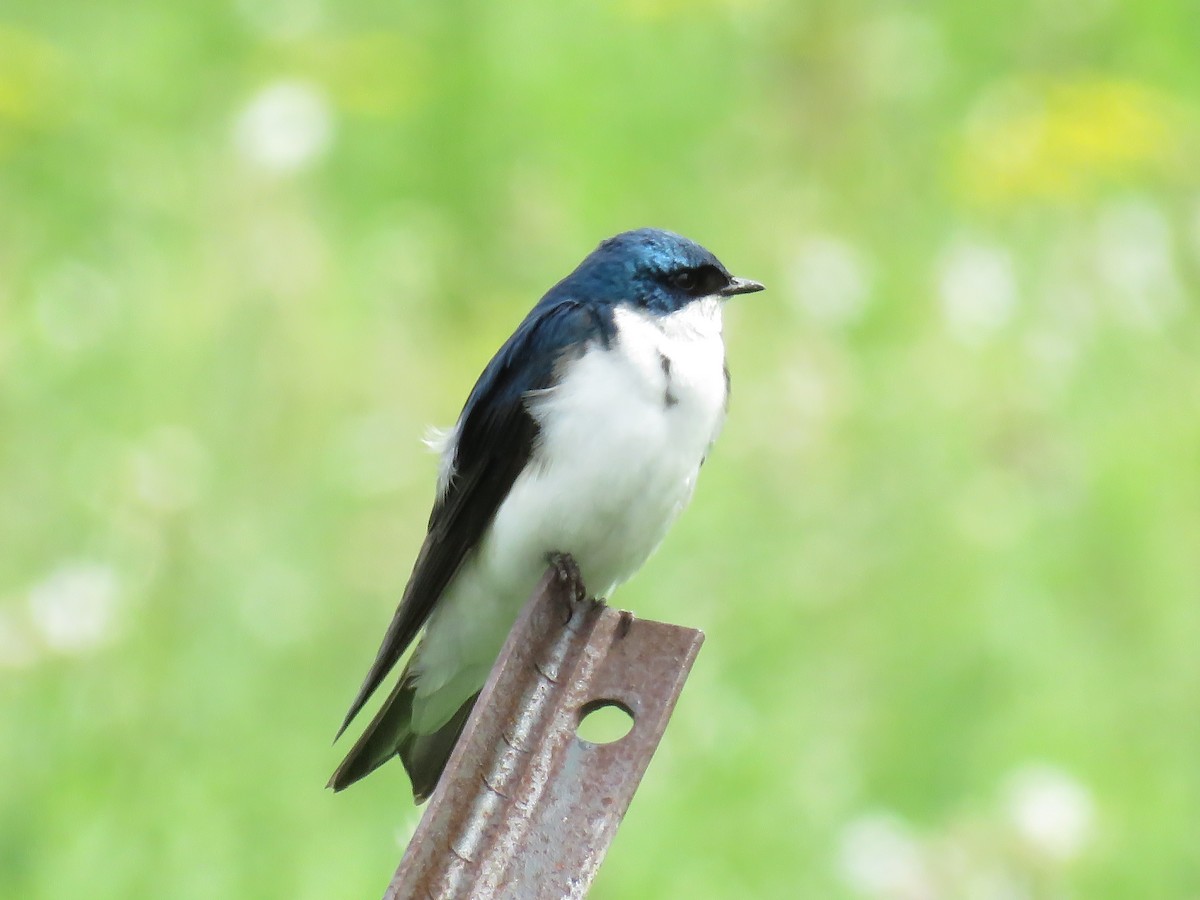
[384,566,704,900]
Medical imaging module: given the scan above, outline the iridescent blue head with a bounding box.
[548,228,764,315]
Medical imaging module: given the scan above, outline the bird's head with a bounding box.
[557,228,764,315]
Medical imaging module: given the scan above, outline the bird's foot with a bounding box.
[547,551,588,603]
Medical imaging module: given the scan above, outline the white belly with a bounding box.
[409,298,728,731]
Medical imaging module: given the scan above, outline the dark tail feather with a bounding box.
[401,692,479,803]
[327,675,480,802]
[327,675,416,792]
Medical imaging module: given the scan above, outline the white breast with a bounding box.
[496,296,728,593]
[408,297,729,731]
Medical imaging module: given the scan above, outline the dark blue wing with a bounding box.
[336,298,613,736]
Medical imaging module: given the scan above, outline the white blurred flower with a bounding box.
[33,262,119,353]
[0,611,40,669]
[129,426,209,513]
[837,811,933,898]
[1094,198,1183,330]
[787,235,872,328]
[937,239,1018,344]
[27,562,122,655]
[1004,764,1095,862]
[233,80,333,173]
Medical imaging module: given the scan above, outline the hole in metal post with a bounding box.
[576,699,635,744]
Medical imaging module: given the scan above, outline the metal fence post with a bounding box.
[384,565,704,899]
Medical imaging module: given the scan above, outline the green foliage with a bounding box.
[2,1,1199,896]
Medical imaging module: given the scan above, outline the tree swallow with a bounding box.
[329,228,764,800]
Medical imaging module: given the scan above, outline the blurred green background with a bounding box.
[2,0,1199,897]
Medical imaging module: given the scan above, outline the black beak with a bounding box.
[720,276,765,297]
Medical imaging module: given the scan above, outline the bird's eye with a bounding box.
[672,270,697,291]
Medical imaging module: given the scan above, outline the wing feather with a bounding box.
[335,298,612,737]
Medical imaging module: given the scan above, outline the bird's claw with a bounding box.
[547,552,588,619]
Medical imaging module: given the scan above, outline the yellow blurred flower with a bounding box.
[954,76,1197,207]
[0,26,68,143]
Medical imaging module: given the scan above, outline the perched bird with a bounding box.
[329,228,763,800]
